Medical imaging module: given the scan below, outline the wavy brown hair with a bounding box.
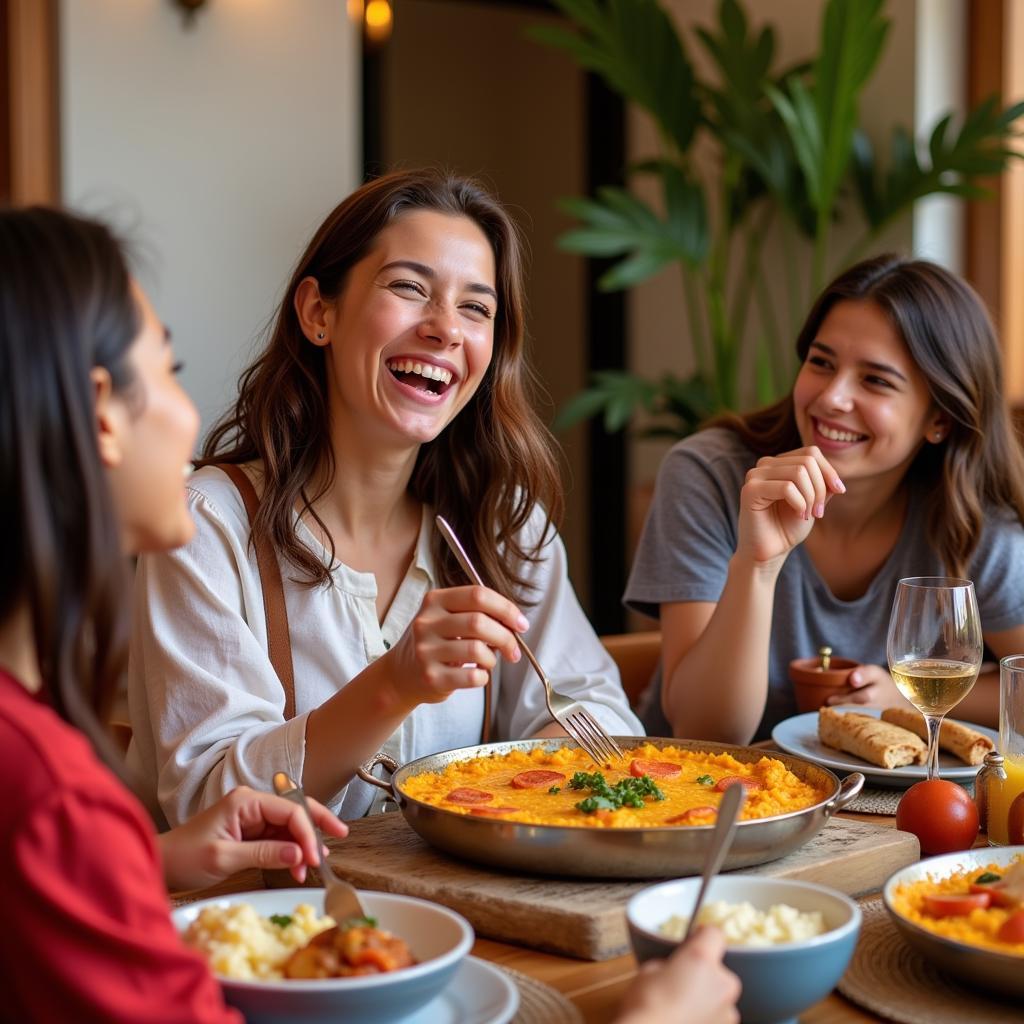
[0,206,139,770]
[200,169,563,599]
[709,254,1024,576]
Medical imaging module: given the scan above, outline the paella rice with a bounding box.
[399,743,829,828]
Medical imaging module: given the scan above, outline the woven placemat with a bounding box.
[844,786,902,814]
[844,780,975,815]
[838,899,1018,1024]
[503,965,583,1024]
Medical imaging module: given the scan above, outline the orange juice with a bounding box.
[987,756,1024,845]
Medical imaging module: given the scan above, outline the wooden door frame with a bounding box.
[361,0,629,631]
[3,0,59,205]
[966,0,1024,402]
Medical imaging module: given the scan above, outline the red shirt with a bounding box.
[0,668,241,1023]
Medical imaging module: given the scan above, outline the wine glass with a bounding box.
[886,577,983,780]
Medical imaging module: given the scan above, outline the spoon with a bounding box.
[683,782,746,941]
[272,772,366,924]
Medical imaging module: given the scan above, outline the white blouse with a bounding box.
[126,467,642,826]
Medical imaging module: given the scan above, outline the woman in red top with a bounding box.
[0,207,348,1023]
[0,206,738,1024]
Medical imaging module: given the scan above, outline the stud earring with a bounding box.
[934,431,942,441]
[316,331,325,340]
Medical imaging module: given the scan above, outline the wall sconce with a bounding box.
[172,0,210,28]
[349,0,393,46]
[365,0,393,44]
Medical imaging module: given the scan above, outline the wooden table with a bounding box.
[472,809,891,1024]
[173,808,896,1023]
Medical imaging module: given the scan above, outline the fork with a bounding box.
[272,772,367,924]
[434,515,625,767]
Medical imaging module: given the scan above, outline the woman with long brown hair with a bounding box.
[128,169,640,825]
[625,254,1024,743]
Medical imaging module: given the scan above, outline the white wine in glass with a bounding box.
[887,577,983,780]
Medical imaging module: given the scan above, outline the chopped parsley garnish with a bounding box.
[339,915,378,930]
[695,775,714,786]
[548,785,561,794]
[975,871,1002,885]
[568,770,665,814]
[269,914,293,928]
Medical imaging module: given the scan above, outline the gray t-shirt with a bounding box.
[624,428,1024,740]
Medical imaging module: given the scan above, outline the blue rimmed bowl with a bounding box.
[627,875,861,1024]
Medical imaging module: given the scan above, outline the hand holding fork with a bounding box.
[435,515,624,767]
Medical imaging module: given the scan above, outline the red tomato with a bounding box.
[469,805,520,817]
[969,882,1015,907]
[997,909,1024,943]
[922,892,991,918]
[510,770,566,789]
[1008,792,1024,844]
[895,780,979,855]
[629,759,682,780]
[666,806,717,825]
[713,775,761,793]
[444,787,493,805]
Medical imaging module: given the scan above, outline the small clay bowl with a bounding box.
[788,657,859,714]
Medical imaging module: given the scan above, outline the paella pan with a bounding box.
[357,737,864,878]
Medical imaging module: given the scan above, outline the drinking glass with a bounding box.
[988,655,1024,845]
[886,577,983,780]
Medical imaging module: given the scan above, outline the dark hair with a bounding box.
[201,169,563,599]
[0,206,139,765]
[711,253,1024,575]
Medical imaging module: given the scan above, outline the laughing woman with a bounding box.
[128,169,640,826]
[625,255,1024,744]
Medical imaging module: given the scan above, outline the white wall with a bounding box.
[913,0,967,271]
[60,0,361,439]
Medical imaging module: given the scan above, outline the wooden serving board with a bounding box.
[308,813,919,961]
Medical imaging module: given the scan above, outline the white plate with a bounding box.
[771,705,997,788]
[395,957,519,1024]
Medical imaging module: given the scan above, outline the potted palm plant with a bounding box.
[534,0,1024,437]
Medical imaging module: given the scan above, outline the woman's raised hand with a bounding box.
[384,585,527,707]
[825,663,908,709]
[736,447,845,566]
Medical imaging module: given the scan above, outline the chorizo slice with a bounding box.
[666,806,717,825]
[444,787,494,805]
[629,758,681,780]
[713,775,762,793]
[510,770,566,789]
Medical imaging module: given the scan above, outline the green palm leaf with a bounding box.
[532,0,701,153]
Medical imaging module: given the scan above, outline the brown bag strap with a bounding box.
[216,463,491,743]
[216,464,297,721]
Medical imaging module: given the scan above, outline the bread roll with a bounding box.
[880,707,993,766]
[818,707,927,769]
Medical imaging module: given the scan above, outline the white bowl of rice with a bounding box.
[627,875,861,1024]
[172,889,473,1024]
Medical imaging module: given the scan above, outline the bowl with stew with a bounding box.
[172,888,479,1023]
[883,845,1024,998]
[627,875,861,1024]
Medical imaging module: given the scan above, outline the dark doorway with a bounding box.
[362,0,627,633]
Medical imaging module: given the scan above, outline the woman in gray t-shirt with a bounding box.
[625,255,1024,743]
